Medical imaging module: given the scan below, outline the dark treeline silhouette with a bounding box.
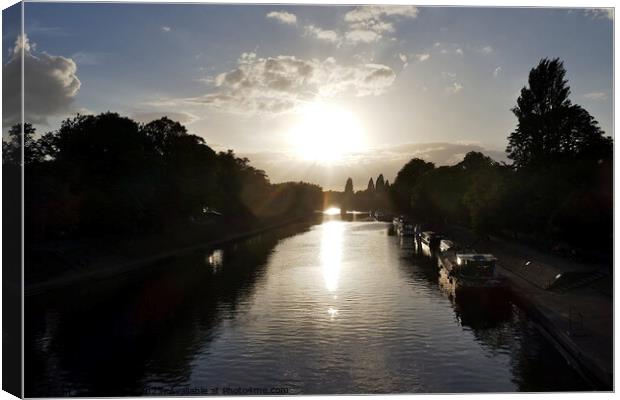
[390,58,612,259]
[322,58,611,259]
[324,173,392,212]
[3,113,323,242]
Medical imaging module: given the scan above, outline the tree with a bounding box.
[344,177,354,194]
[366,178,375,192]
[2,123,41,165]
[456,151,498,171]
[507,58,612,169]
[375,174,385,192]
[392,158,435,211]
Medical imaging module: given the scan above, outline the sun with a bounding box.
[288,102,366,164]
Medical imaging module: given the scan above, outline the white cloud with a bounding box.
[584,8,613,21]
[416,53,430,62]
[478,45,493,54]
[184,52,396,115]
[493,66,502,78]
[344,5,418,44]
[3,34,81,126]
[344,5,419,23]
[161,26,171,32]
[266,10,297,25]
[345,29,381,43]
[398,53,408,69]
[304,25,340,44]
[434,42,464,56]
[446,82,464,94]
[584,91,607,100]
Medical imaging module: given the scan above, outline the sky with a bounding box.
[2,3,614,190]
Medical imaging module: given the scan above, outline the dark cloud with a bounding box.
[3,35,81,126]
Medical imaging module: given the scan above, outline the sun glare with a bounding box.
[289,102,366,164]
[323,207,341,215]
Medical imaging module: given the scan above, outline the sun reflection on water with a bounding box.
[320,221,344,292]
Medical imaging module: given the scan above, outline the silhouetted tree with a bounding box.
[392,158,435,212]
[20,112,324,244]
[507,58,612,169]
[366,178,375,192]
[2,123,41,165]
[344,177,354,194]
[375,174,385,192]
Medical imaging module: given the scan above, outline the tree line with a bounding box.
[341,59,613,258]
[3,113,323,240]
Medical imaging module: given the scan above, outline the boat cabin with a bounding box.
[439,239,455,253]
[455,254,497,276]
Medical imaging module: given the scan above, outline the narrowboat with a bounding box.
[420,231,443,250]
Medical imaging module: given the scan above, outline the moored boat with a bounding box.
[420,231,443,250]
[393,215,414,237]
[438,250,506,293]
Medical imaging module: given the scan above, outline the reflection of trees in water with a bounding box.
[25,222,314,397]
[450,290,514,349]
[451,292,590,391]
[405,243,591,392]
[400,241,439,286]
[508,312,592,392]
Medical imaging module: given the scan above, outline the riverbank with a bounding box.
[25,214,319,296]
[443,225,613,390]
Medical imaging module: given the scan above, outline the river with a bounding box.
[26,216,589,396]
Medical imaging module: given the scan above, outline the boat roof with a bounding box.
[456,254,497,261]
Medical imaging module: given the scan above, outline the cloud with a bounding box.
[184,52,396,115]
[161,26,171,32]
[441,71,457,80]
[584,91,607,100]
[446,82,464,94]
[493,66,502,78]
[304,25,340,44]
[441,70,463,93]
[344,5,418,44]
[416,53,430,62]
[398,53,408,69]
[434,42,464,56]
[70,51,110,66]
[584,8,613,21]
[345,29,382,43]
[3,34,81,126]
[266,10,297,25]
[242,142,508,190]
[478,45,493,54]
[397,52,429,69]
[344,5,419,24]
[132,111,199,125]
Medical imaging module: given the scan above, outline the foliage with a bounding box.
[388,59,613,257]
[507,58,612,169]
[391,158,435,211]
[366,178,375,192]
[5,113,323,240]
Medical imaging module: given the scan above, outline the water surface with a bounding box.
[26,217,589,396]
